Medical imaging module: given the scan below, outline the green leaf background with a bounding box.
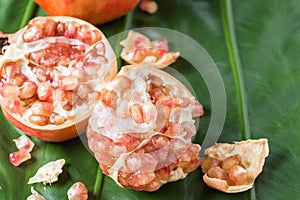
[0,0,300,199]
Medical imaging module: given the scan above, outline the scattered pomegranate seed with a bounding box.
[13,135,35,152]
[9,151,31,167]
[67,182,88,200]
[139,0,158,14]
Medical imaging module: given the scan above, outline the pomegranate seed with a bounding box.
[59,76,79,90]
[0,83,19,99]
[19,81,37,99]
[192,100,204,117]
[101,89,117,108]
[13,135,34,152]
[200,156,222,174]
[127,172,155,187]
[228,165,249,186]
[222,154,242,173]
[31,102,54,117]
[37,82,53,102]
[6,99,21,113]
[50,113,66,125]
[10,73,27,87]
[67,182,88,200]
[29,115,50,126]
[139,0,158,14]
[9,151,31,167]
[23,26,43,42]
[207,166,229,181]
[130,104,144,124]
[35,68,47,82]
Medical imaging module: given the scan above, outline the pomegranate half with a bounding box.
[0,16,117,142]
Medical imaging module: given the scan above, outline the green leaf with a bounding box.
[0,0,300,199]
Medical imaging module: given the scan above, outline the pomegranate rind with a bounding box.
[87,64,202,191]
[120,31,179,68]
[0,16,117,142]
[201,138,269,193]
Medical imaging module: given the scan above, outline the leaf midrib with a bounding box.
[220,0,254,199]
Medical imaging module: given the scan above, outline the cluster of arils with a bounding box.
[87,65,203,191]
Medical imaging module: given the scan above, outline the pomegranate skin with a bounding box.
[34,0,140,25]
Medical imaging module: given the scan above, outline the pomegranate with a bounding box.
[0,16,117,142]
[87,65,203,191]
[34,0,140,25]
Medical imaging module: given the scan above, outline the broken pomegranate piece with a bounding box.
[0,16,117,142]
[87,65,203,191]
[9,151,31,167]
[200,138,269,193]
[120,31,179,67]
[67,182,88,200]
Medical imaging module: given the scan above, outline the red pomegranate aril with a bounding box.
[39,54,57,67]
[67,182,88,200]
[130,104,144,124]
[56,22,65,36]
[10,73,27,87]
[183,158,201,173]
[222,154,242,173]
[192,100,204,117]
[59,76,79,90]
[126,153,142,171]
[77,84,92,99]
[64,22,77,39]
[31,102,54,117]
[23,26,43,42]
[228,165,248,186]
[101,89,117,108]
[29,115,50,126]
[2,62,18,78]
[50,113,66,125]
[1,84,19,99]
[9,151,31,167]
[155,166,170,182]
[19,81,37,99]
[127,172,156,187]
[13,135,35,152]
[207,166,229,181]
[152,135,169,149]
[6,99,21,113]
[200,156,222,174]
[37,82,53,102]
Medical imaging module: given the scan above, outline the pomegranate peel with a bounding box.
[201,138,269,193]
[34,0,140,25]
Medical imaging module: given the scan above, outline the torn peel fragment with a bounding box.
[87,65,203,191]
[200,138,269,193]
[28,159,65,185]
[120,31,179,67]
[27,187,46,200]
